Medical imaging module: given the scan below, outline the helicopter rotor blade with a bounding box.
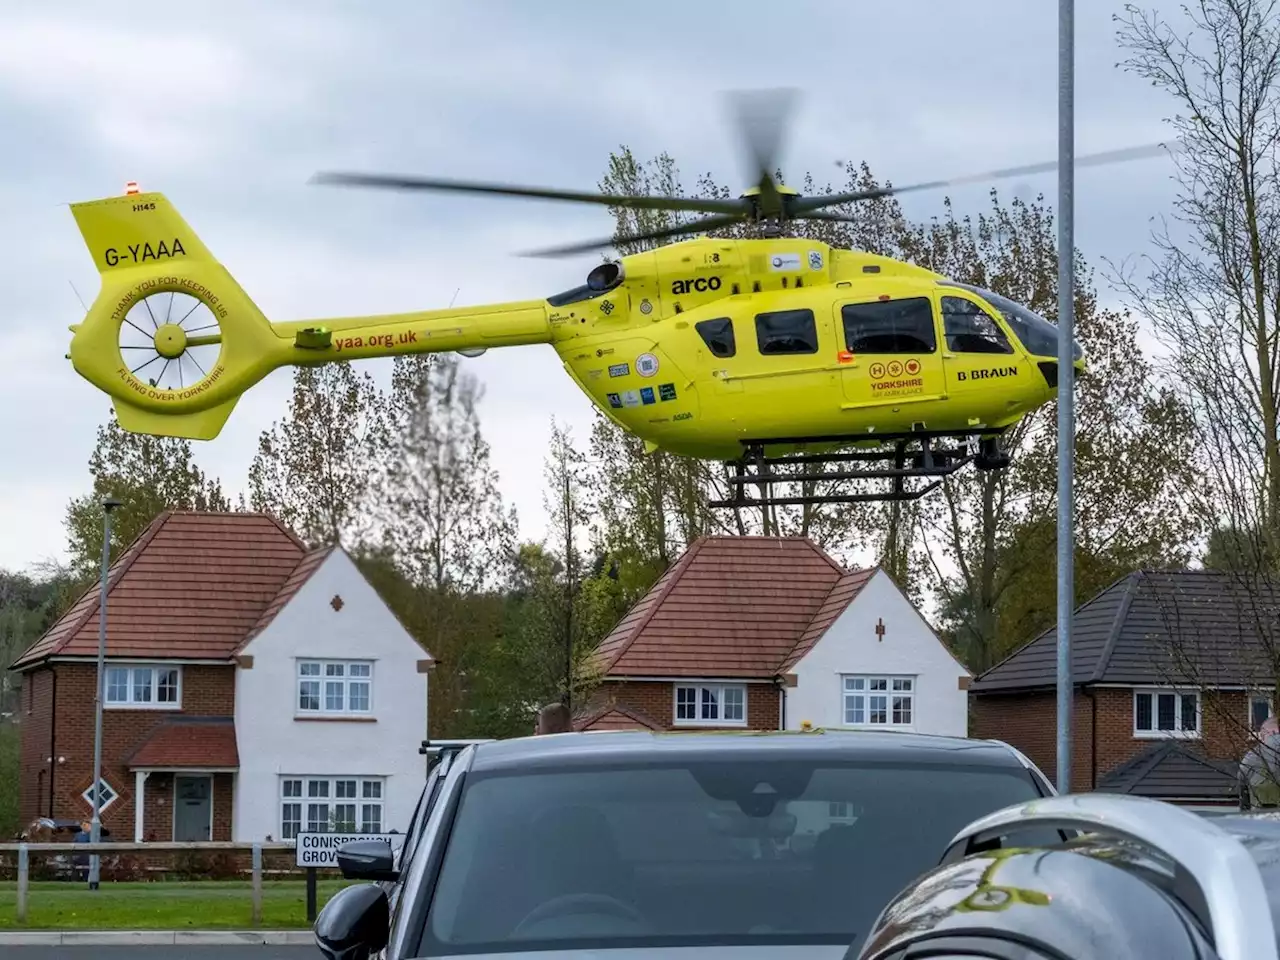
[309,171,747,216]
[725,87,799,213]
[518,212,748,259]
[791,140,1185,213]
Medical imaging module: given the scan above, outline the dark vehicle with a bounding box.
[854,792,1278,960]
[315,728,1062,960]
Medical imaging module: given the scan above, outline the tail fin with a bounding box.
[70,191,215,274]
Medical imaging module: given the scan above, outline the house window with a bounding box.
[81,777,119,814]
[673,683,747,726]
[1133,688,1200,737]
[297,660,373,716]
[104,664,181,708]
[1251,695,1273,731]
[843,675,914,727]
[279,776,385,839]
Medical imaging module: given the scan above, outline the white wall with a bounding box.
[784,570,969,737]
[232,549,429,842]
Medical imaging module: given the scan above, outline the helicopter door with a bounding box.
[836,296,944,409]
[937,292,1031,419]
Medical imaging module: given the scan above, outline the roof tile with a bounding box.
[593,535,864,679]
[125,717,239,769]
[10,511,309,669]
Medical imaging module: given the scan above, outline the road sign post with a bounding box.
[296,829,402,922]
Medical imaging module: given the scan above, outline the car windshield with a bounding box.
[418,757,1048,954]
[941,281,1083,361]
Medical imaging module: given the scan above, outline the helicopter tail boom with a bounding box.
[65,190,555,441]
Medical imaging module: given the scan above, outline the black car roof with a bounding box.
[464,728,1031,774]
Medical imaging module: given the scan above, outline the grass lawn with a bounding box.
[0,879,358,929]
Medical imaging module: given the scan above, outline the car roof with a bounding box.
[464,728,1033,774]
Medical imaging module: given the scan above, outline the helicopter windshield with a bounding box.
[940,282,1083,361]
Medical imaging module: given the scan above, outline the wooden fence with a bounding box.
[0,841,297,925]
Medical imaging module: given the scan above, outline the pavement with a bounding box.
[0,931,318,957]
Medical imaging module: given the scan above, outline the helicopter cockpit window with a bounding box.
[941,296,1014,354]
[695,318,735,358]
[755,309,818,355]
[841,298,937,354]
[940,282,1083,361]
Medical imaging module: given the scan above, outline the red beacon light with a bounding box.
[125,181,139,195]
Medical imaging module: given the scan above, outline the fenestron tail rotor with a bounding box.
[310,88,1184,258]
[117,291,223,392]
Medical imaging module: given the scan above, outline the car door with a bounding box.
[836,294,944,409]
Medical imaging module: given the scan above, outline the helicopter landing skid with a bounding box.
[709,431,1009,509]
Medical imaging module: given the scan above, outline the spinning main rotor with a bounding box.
[310,88,1182,257]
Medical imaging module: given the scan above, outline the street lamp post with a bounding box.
[1055,0,1076,795]
[88,496,121,891]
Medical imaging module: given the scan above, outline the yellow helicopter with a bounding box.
[63,91,1177,507]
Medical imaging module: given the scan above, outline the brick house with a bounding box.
[10,510,432,843]
[970,569,1279,808]
[574,535,971,735]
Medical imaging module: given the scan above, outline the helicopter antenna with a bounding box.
[68,279,88,313]
[448,287,460,308]
[309,91,1185,259]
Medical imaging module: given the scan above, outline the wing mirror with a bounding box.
[337,839,399,882]
[314,882,389,960]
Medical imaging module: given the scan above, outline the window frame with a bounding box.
[841,674,916,729]
[754,308,820,356]
[840,297,938,355]
[1250,693,1273,731]
[296,658,375,718]
[1132,687,1201,739]
[672,682,748,727]
[279,775,386,839]
[940,293,1016,355]
[103,663,182,710]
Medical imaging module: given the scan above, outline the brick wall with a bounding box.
[18,661,235,840]
[598,679,781,731]
[18,667,55,825]
[971,685,1251,792]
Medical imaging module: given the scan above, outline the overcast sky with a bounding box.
[0,0,1188,574]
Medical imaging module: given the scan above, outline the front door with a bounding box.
[173,775,213,842]
[836,295,944,410]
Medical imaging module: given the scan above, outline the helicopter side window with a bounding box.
[941,296,1014,354]
[755,309,818,355]
[841,298,936,354]
[696,318,735,358]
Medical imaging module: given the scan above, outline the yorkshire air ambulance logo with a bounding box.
[905,359,921,375]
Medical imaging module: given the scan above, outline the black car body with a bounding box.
[317,728,1061,960]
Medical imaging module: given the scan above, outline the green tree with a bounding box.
[248,363,391,548]
[64,411,231,576]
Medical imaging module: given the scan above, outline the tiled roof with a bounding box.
[593,535,867,679]
[1096,742,1239,804]
[573,700,664,732]
[10,511,308,669]
[125,717,239,769]
[239,546,335,650]
[971,569,1280,692]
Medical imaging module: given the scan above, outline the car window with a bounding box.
[418,759,1048,953]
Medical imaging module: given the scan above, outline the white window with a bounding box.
[1251,694,1273,731]
[82,777,119,814]
[296,660,373,716]
[842,675,914,727]
[1133,688,1200,737]
[104,664,181,709]
[673,683,747,726]
[279,776,385,839]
